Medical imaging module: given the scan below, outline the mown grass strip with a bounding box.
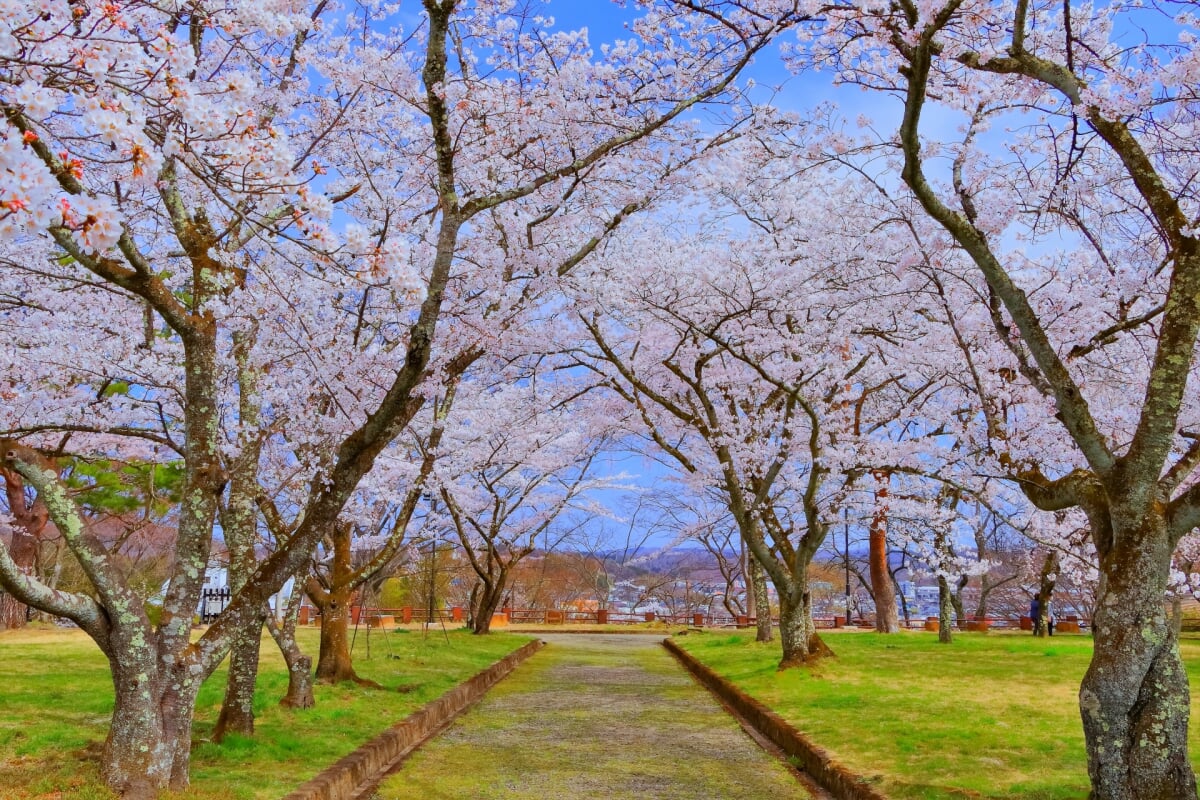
[671,629,1200,800]
[665,637,882,800]
[0,624,532,799]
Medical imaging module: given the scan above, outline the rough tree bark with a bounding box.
[894,11,1200,792]
[937,575,954,644]
[0,447,218,799]
[749,554,773,643]
[749,506,832,667]
[0,466,45,628]
[869,474,899,633]
[468,572,507,634]
[778,588,834,669]
[1079,510,1192,798]
[306,522,378,687]
[1034,551,1058,638]
[213,623,264,741]
[266,575,315,709]
[213,326,269,741]
[0,591,24,629]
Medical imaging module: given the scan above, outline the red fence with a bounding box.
[500,610,1090,631]
[300,605,1089,632]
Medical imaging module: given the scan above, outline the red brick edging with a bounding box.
[663,638,889,800]
[281,638,544,800]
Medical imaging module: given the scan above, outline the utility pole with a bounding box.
[425,537,436,631]
[844,508,851,623]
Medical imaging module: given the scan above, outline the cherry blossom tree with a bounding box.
[565,174,886,663]
[300,396,450,686]
[0,1,804,793]
[645,487,751,619]
[566,492,682,612]
[810,1,1200,793]
[564,110,1006,663]
[434,379,621,634]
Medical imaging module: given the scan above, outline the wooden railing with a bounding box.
[298,605,1090,632]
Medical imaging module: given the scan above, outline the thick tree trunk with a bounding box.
[470,578,505,635]
[951,575,968,628]
[315,589,357,684]
[1034,552,1057,638]
[0,591,26,628]
[104,673,170,799]
[281,653,315,709]
[103,646,205,798]
[310,521,379,688]
[749,555,773,642]
[1080,519,1196,799]
[212,616,264,741]
[778,590,833,669]
[313,587,380,688]
[869,478,899,633]
[937,575,954,644]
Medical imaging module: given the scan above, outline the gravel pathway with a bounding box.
[373,634,815,800]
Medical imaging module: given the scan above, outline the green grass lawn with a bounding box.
[673,629,1200,800]
[0,624,531,799]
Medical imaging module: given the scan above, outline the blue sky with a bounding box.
[549,1,862,108]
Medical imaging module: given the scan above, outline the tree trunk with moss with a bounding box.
[893,13,1200,792]
[212,621,264,740]
[749,555,773,642]
[266,578,315,709]
[214,326,269,741]
[104,645,200,800]
[732,499,832,668]
[778,587,833,668]
[936,575,954,644]
[1077,509,1195,798]
[1033,551,1058,638]
[0,446,217,797]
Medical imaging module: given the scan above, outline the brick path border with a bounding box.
[663,638,889,800]
[281,638,544,800]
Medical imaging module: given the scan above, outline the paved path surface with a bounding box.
[374,634,814,800]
